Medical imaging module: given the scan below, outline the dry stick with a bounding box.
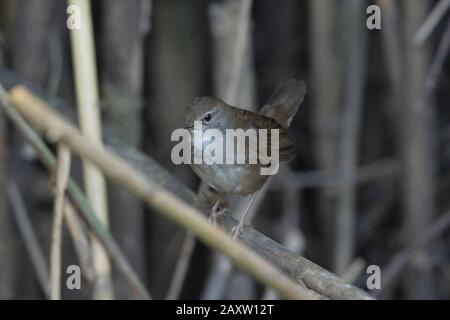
[0,84,151,299]
[10,86,316,300]
[7,178,51,297]
[414,0,450,45]
[50,144,71,300]
[67,0,112,299]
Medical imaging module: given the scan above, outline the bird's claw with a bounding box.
[209,201,226,225]
[231,222,250,240]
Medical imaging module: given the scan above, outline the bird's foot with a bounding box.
[209,199,226,225]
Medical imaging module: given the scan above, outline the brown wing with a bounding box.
[231,106,296,162]
[260,116,296,162]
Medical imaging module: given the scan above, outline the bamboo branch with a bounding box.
[0,83,151,299]
[9,85,317,300]
[50,144,71,300]
[67,0,112,299]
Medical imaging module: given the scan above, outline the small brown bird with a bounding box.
[185,79,306,238]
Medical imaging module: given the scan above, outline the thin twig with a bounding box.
[414,0,450,45]
[50,144,71,300]
[7,178,50,297]
[9,85,317,300]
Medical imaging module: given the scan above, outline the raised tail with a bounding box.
[260,79,306,128]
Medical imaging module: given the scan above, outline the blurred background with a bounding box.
[0,0,450,300]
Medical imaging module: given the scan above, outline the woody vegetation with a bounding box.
[0,0,449,300]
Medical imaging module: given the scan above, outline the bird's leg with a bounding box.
[232,192,258,240]
[209,193,224,225]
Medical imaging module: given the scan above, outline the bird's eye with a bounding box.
[203,113,212,122]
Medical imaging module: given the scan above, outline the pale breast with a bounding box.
[191,163,268,195]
